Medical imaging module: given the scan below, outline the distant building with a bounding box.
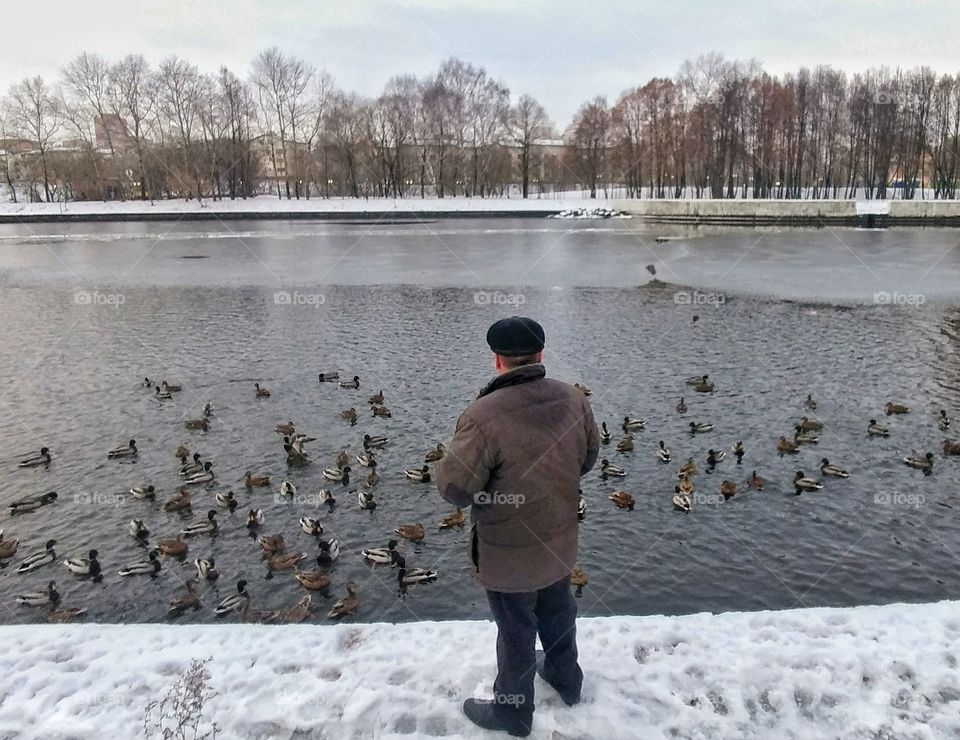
[94,115,133,151]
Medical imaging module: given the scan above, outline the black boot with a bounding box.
[462,698,532,737]
[535,650,581,706]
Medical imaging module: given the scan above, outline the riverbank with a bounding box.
[3,600,957,739]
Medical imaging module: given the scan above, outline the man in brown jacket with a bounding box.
[436,316,600,737]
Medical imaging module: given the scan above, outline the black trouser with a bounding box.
[486,574,583,716]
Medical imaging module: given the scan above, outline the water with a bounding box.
[1,218,959,624]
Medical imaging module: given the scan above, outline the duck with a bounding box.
[672,492,691,512]
[404,465,431,483]
[339,376,360,389]
[362,539,399,565]
[732,441,745,464]
[885,402,910,415]
[368,389,385,404]
[300,517,324,536]
[107,439,138,459]
[175,445,190,462]
[244,471,270,488]
[156,536,189,557]
[943,439,960,456]
[295,561,332,591]
[570,566,588,589]
[323,466,351,483]
[163,489,192,512]
[396,523,425,541]
[246,508,264,528]
[440,508,465,529]
[793,427,819,444]
[340,408,358,424]
[578,494,587,521]
[0,531,20,560]
[264,550,307,573]
[202,402,214,417]
[748,471,765,490]
[180,454,203,476]
[720,480,737,500]
[616,435,635,453]
[777,436,799,453]
[46,606,88,623]
[334,450,350,468]
[258,534,286,554]
[142,377,152,388]
[599,422,611,444]
[118,550,161,576]
[938,410,951,431]
[793,471,823,493]
[17,540,57,573]
[167,579,200,615]
[693,377,714,393]
[216,491,238,511]
[358,490,377,510]
[600,458,626,478]
[154,385,172,400]
[425,443,446,463]
[655,441,671,463]
[685,374,709,386]
[183,416,208,431]
[678,458,697,478]
[903,452,934,472]
[284,441,308,465]
[16,580,59,608]
[317,538,340,566]
[17,447,51,468]
[609,490,635,510]
[867,420,891,437]
[798,416,823,431]
[804,394,817,411]
[128,519,150,540]
[254,383,270,398]
[180,509,218,536]
[397,561,438,590]
[356,452,377,468]
[321,489,337,511]
[279,480,297,498]
[363,434,388,449]
[820,458,850,478]
[318,372,340,383]
[275,421,296,435]
[64,549,101,579]
[678,477,695,495]
[689,421,714,434]
[676,398,687,415]
[129,485,156,500]
[261,594,313,624]
[706,449,726,466]
[214,580,249,618]
[327,583,360,618]
[9,491,58,515]
[195,558,219,581]
[185,462,215,485]
[622,416,645,432]
[161,381,182,392]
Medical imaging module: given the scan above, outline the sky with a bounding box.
[2,0,957,127]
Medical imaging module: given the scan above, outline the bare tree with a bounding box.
[566,96,610,198]
[6,76,61,201]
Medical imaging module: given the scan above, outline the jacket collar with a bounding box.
[478,363,546,399]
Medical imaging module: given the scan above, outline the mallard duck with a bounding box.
[46,606,87,622]
[693,377,714,393]
[368,389,385,404]
[167,579,200,615]
[867,420,890,437]
[732,441,745,464]
[317,538,340,566]
[358,490,377,510]
[798,417,823,431]
[938,410,951,431]
[356,452,377,468]
[425,443,446,463]
[195,558,218,581]
[323,466,350,483]
[720,480,737,499]
[214,580,249,618]
[164,489,192,512]
[600,458,626,478]
[17,447,51,468]
[184,418,208,431]
[903,452,934,472]
[804,394,817,411]
[128,519,149,540]
[358,468,378,490]
[279,480,297,498]
[318,372,340,383]
[254,383,270,398]
[404,465,431,482]
[363,434,388,449]
[175,445,190,461]
[678,478,695,495]
[793,471,823,493]
[676,398,687,415]
[185,462,215,485]
[261,594,313,624]
[820,458,850,478]
[258,534,285,554]
[616,435,635,453]
[678,458,697,477]
[119,549,161,576]
[321,490,336,511]
[156,536,188,557]
[246,508,264,528]
[64,549,101,579]
[327,583,360,618]
[943,439,960,456]
[300,517,324,536]
[396,523,425,541]
[656,441,671,463]
[265,550,307,572]
[161,381,182,392]
[142,376,152,388]
[362,539,398,565]
[599,422,611,444]
[578,494,587,521]
[155,386,172,400]
[215,491,238,511]
[793,426,819,444]
[689,421,714,434]
[340,408,358,424]
[129,485,156,500]
[672,492,691,512]
[202,402,214,417]
[622,416,645,432]
[9,491,58,514]
[0,531,20,560]
[371,405,392,418]
[748,471,764,490]
[180,509,218,536]
[244,471,270,488]
[609,490,635,510]
[16,580,59,608]
[686,374,709,386]
[17,540,57,573]
[180,454,203,476]
[275,421,296,435]
[397,562,438,589]
[885,402,910,415]
[108,439,138,459]
[334,450,350,468]
[570,566,588,589]
[339,376,360,389]
[706,449,725,466]
[777,436,799,453]
[440,508,465,529]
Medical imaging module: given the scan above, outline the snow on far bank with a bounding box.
[1,600,958,739]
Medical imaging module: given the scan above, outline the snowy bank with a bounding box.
[3,600,959,739]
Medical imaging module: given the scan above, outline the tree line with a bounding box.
[1,50,958,202]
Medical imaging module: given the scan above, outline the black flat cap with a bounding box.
[486,316,545,357]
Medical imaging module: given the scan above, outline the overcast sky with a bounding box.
[3,0,957,126]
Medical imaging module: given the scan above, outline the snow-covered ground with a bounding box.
[3,600,958,739]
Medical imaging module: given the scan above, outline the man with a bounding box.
[436,316,600,737]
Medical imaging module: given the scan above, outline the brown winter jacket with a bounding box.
[435,364,600,593]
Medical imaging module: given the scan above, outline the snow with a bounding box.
[2,600,958,739]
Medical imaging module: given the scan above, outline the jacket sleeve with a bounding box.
[435,411,495,508]
[580,397,600,476]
